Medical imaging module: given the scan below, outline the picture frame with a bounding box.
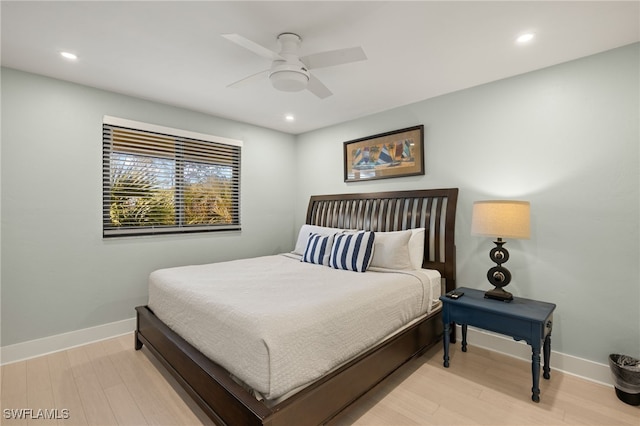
[343,125,424,182]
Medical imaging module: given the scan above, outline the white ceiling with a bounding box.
[2,1,639,135]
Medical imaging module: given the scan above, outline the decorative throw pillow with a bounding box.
[302,233,334,265]
[293,225,343,255]
[330,231,375,272]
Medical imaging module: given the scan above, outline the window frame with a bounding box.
[102,116,242,238]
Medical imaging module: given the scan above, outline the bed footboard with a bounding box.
[136,305,443,425]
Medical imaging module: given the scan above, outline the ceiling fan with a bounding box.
[222,32,367,99]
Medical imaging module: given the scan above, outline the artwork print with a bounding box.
[343,125,424,182]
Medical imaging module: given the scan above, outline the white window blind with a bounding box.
[102,116,241,237]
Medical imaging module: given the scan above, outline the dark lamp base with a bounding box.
[484,287,513,301]
[615,387,640,406]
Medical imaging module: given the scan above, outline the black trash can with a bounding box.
[609,354,640,406]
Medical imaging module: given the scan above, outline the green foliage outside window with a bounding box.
[108,154,233,229]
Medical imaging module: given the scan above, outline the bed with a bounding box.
[135,188,458,425]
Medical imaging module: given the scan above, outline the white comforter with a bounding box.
[148,253,440,400]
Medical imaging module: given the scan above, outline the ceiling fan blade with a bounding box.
[227,69,270,88]
[301,46,367,70]
[221,34,283,61]
[307,74,332,99]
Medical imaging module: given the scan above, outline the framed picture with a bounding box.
[343,125,424,182]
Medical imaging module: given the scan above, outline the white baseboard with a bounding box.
[0,317,136,365]
[460,326,613,387]
[0,319,613,388]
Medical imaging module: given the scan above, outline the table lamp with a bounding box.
[471,200,530,301]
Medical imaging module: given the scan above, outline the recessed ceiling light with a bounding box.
[60,51,78,60]
[285,114,295,122]
[516,33,535,44]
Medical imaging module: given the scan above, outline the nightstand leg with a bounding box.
[543,335,551,380]
[461,324,468,352]
[531,345,541,403]
[443,322,450,368]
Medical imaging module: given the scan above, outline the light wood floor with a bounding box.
[1,333,637,425]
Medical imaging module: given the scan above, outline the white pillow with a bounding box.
[408,228,426,269]
[370,229,413,270]
[369,228,425,270]
[293,224,343,255]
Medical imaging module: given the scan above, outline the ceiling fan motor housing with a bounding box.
[269,33,309,92]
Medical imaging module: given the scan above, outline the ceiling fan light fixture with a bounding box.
[269,68,309,92]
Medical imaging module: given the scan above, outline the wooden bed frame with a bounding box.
[135,188,458,425]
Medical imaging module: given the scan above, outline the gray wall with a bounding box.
[295,43,640,364]
[1,68,296,346]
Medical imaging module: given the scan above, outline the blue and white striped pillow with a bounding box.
[302,233,334,265]
[330,231,375,272]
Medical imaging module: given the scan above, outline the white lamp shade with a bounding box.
[471,200,531,239]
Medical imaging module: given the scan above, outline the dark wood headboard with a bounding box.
[306,188,459,293]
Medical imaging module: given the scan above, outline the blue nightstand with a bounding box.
[440,287,556,402]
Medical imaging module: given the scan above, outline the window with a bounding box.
[102,116,241,237]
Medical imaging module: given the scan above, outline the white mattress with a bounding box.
[147,253,441,400]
